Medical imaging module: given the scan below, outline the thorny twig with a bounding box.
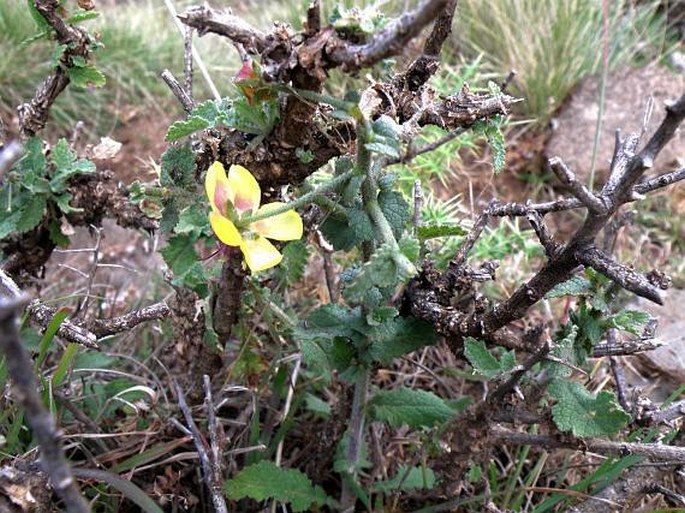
[315,229,339,303]
[28,295,171,347]
[607,330,630,412]
[487,166,685,217]
[410,95,685,348]
[203,375,224,499]
[0,294,90,512]
[1,267,169,348]
[161,69,196,114]
[492,425,685,462]
[175,382,228,513]
[184,26,194,99]
[18,0,92,138]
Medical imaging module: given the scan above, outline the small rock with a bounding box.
[545,64,685,186]
[632,289,685,385]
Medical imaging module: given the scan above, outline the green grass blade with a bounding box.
[52,343,80,387]
[35,307,70,370]
[72,467,164,513]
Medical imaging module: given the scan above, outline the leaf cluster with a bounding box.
[297,303,437,380]
[0,138,96,245]
[166,93,279,143]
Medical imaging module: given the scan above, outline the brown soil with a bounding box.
[95,106,175,184]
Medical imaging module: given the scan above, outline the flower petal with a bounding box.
[241,235,282,272]
[228,165,261,215]
[209,212,243,246]
[205,161,232,215]
[252,203,303,241]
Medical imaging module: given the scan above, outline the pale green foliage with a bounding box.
[224,461,334,512]
[548,380,630,437]
[365,115,401,158]
[372,465,436,493]
[297,302,437,372]
[545,325,579,379]
[343,238,417,305]
[545,275,593,298]
[166,96,279,142]
[417,223,468,241]
[0,137,95,242]
[368,387,455,428]
[67,64,106,88]
[464,338,517,379]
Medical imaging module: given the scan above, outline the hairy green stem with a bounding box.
[241,169,355,224]
[340,369,370,510]
[359,123,397,247]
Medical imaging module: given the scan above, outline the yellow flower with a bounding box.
[205,161,303,273]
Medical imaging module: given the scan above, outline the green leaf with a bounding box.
[27,0,50,33]
[319,213,353,251]
[225,461,333,512]
[343,250,396,304]
[398,235,420,262]
[348,208,375,243]
[604,310,651,336]
[174,202,210,238]
[300,337,329,370]
[369,316,438,363]
[49,139,96,193]
[368,387,455,428]
[229,97,279,136]
[295,147,314,164]
[15,137,47,192]
[568,301,604,354]
[417,223,468,240]
[474,117,506,174]
[174,261,209,297]
[70,55,87,67]
[366,306,398,326]
[464,338,502,379]
[488,124,506,174]
[320,208,373,252]
[545,275,593,299]
[165,98,233,141]
[378,190,411,240]
[20,30,49,47]
[372,465,436,493]
[165,117,210,142]
[364,142,399,158]
[67,65,106,88]
[296,304,367,371]
[300,304,367,341]
[48,219,70,247]
[15,194,47,233]
[53,193,81,214]
[160,197,180,233]
[0,207,20,240]
[304,393,330,417]
[343,242,417,305]
[548,380,630,437]
[466,464,483,483]
[161,235,198,275]
[160,145,196,189]
[66,10,101,24]
[50,44,67,68]
[160,233,202,293]
[544,325,579,379]
[279,240,310,285]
